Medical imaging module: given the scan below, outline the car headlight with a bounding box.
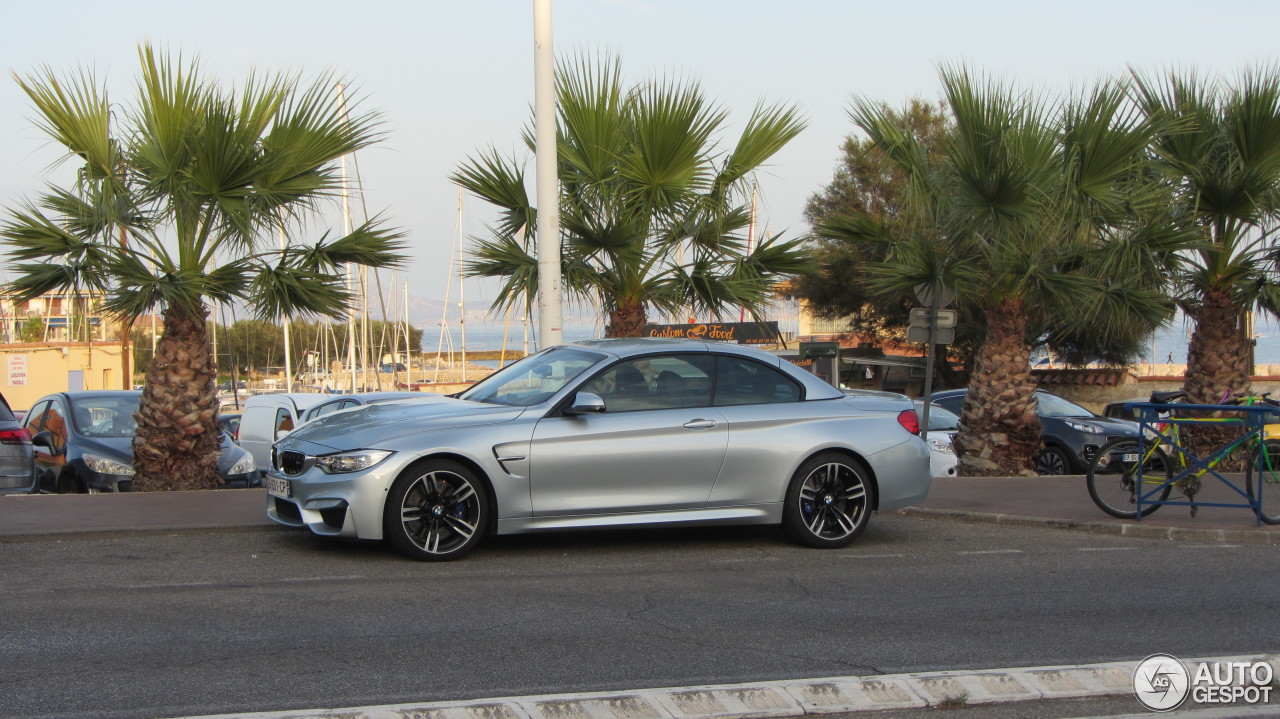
[1065,420,1105,434]
[926,437,955,455]
[227,453,256,475]
[83,453,135,476]
[314,449,393,474]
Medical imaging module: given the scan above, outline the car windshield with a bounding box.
[458,347,606,406]
[1036,392,1094,418]
[70,396,140,438]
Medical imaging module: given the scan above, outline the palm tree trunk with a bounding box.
[1182,288,1252,465]
[605,299,648,338]
[131,304,222,491]
[953,299,1043,477]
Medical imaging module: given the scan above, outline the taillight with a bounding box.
[897,409,921,436]
[0,427,32,445]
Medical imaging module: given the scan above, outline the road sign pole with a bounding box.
[920,287,938,437]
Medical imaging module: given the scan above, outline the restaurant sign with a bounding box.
[644,321,781,345]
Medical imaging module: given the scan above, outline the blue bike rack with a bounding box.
[1121,401,1280,525]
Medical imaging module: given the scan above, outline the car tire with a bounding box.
[1034,446,1072,475]
[55,472,82,494]
[384,459,490,562]
[782,452,875,549]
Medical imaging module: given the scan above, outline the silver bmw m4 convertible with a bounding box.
[266,338,931,560]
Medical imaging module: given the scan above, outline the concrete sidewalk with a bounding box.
[906,474,1280,544]
[1,474,1278,542]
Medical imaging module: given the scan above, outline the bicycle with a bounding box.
[1085,391,1280,524]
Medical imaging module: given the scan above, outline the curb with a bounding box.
[898,507,1280,545]
[163,655,1279,719]
[0,523,282,542]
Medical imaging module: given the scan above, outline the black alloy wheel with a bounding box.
[783,452,875,548]
[385,459,489,561]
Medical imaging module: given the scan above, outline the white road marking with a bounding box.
[957,549,1024,555]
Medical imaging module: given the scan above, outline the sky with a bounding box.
[3,0,1280,332]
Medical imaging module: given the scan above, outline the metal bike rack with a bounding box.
[1124,401,1280,525]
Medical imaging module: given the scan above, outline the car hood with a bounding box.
[73,432,249,476]
[1044,415,1140,434]
[71,435,132,463]
[281,397,527,452]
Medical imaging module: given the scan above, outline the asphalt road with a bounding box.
[1,514,1276,719]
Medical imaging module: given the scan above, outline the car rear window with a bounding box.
[0,394,15,422]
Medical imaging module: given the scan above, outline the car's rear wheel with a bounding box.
[384,459,489,561]
[782,452,875,548]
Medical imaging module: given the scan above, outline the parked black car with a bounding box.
[24,391,258,492]
[929,388,1141,474]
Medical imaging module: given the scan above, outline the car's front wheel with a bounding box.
[1034,446,1072,475]
[384,459,489,561]
[782,452,875,548]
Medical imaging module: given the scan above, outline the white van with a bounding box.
[239,392,427,476]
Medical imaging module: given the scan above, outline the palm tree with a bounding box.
[820,69,1185,476]
[1,45,404,491]
[452,55,811,337]
[1133,69,1280,413]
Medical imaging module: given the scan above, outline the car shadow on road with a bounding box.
[267,518,915,564]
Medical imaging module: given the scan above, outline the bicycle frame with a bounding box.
[1124,401,1279,523]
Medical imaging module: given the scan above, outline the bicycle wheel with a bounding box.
[1086,438,1172,519]
[1246,438,1280,524]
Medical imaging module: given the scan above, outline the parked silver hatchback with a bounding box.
[267,338,931,561]
[0,391,34,494]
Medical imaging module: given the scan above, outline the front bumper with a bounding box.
[265,451,416,541]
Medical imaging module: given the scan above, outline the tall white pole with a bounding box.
[533,0,563,347]
[338,83,358,394]
[456,187,468,382]
[278,222,293,392]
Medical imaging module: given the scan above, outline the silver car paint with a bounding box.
[267,338,931,543]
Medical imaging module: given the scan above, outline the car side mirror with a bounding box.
[31,430,63,456]
[563,392,606,416]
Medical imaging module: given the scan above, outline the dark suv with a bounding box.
[929,388,1140,474]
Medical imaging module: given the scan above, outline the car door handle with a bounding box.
[682,419,718,430]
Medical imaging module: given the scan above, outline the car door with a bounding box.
[28,397,69,492]
[24,399,55,492]
[528,353,727,516]
[705,355,809,506]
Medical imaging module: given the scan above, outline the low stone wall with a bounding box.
[1040,365,1280,412]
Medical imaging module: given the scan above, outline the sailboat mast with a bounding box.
[338,83,358,394]
[404,281,413,387]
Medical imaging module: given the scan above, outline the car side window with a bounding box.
[274,409,295,439]
[25,400,51,433]
[43,399,69,451]
[580,354,713,412]
[713,356,801,406]
[308,400,347,420]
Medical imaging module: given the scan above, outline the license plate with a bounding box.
[265,475,292,499]
[1121,453,1139,463]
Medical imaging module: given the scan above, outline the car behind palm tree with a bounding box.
[929,388,1140,475]
[24,391,257,492]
